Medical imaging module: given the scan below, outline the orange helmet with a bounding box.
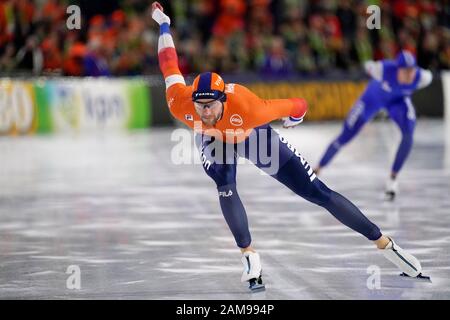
[192,72,227,102]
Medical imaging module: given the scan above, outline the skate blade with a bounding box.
[249,283,266,292]
[399,272,432,282]
[248,277,266,292]
[384,192,396,201]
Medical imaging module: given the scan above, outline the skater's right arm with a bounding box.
[151,2,191,116]
[417,68,433,89]
[364,60,383,81]
[233,84,308,128]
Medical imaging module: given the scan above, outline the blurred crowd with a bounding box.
[0,0,449,78]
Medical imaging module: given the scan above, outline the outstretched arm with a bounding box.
[364,60,383,81]
[236,85,307,128]
[151,2,186,91]
[267,98,308,128]
[418,68,432,89]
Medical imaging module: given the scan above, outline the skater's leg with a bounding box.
[317,99,379,172]
[196,135,264,289]
[238,127,424,278]
[273,148,424,276]
[383,98,416,199]
[195,134,252,249]
[387,98,416,177]
[242,125,383,241]
[270,133,423,277]
[275,155,383,241]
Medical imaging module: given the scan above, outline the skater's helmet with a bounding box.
[192,72,227,103]
[396,50,416,68]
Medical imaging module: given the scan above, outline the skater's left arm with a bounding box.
[364,60,383,81]
[151,1,192,121]
[151,4,184,87]
[417,68,433,89]
[237,85,308,128]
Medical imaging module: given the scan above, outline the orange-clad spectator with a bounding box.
[106,9,127,39]
[0,1,9,48]
[249,0,272,29]
[391,0,409,19]
[16,0,35,24]
[41,32,62,71]
[88,14,106,43]
[213,0,246,37]
[1,0,448,76]
[102,31,117,56]
[404,1,419,19]
[111,9,126,27]
[418,0,438,14]
[41,0,65,23]
[324,10,342,40]
[63,42,86,76]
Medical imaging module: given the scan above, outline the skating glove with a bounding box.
[282,115,305,128]
[151,3,171,26]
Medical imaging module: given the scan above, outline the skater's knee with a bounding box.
[206,165,236,187]
[335,133,348,146]
[400,120,415,137]
[214,174,237,188]
[401,130,414,142]
[237,234,252,249]
[367,225,382,241]
[331,138,345,150]
[398,132,414,151]
[337,129,356,146]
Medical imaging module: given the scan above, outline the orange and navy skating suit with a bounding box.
[156,22,382,249]
[157,24,307,144]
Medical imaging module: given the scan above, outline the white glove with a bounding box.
[282,115,304,128]
[151,7,171,26]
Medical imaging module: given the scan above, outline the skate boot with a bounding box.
[381,237,431,281]
[241,251,265,292]
[385,178,398,201]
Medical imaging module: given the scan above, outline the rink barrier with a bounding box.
[0,75,443,134]
[0,78,151,135]
[246,81,368,121]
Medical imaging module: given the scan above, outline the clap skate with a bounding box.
[385,178,398,201]
[381,237,431,282]
[241,251,266,292]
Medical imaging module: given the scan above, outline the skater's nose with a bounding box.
[203,108,212,116]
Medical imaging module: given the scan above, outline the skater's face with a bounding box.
[397,67,417,84]
[194,99,223,126]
